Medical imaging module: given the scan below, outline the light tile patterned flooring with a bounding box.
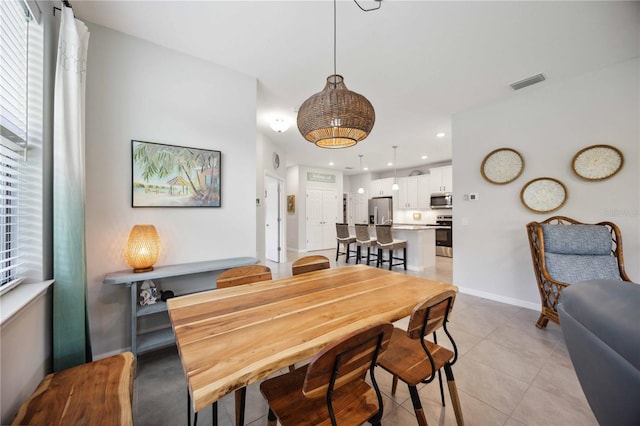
[133,249,596,426]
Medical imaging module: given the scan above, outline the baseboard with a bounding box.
[457,286,539,311]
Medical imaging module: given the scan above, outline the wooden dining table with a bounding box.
[167,264,457,415]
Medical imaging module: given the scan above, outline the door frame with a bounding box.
[264,173,286,263]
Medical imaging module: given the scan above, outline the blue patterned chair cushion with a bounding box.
[542,224,612,255]
[545,253,622,283]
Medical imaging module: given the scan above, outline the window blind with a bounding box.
[0,0,30,293]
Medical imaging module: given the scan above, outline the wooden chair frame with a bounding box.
[526,215,631,329]
[216,265,272,289]
[292,255,330,276]
[260,323,393,426]
[378,290,463,426]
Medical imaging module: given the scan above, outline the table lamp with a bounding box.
[125,224,160,272]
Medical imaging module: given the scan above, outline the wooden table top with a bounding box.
[167,264,457,412]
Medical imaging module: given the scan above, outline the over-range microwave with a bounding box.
[430,192,453,209]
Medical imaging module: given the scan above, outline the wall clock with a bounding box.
[520,177,567,213]
[480,148,524,184]
[272,152,280,169]
[572,144,623,181]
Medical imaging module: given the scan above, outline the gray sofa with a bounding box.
[558,279,640,426]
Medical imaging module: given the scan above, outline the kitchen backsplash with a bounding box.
[394,209,450,225]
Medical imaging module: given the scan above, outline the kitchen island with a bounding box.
[349,224,437,272]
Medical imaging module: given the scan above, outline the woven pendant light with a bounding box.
[297,0,376,149]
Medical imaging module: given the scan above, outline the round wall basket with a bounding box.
[480,148,524,184]
[572,144,623,181]
[520,177,567,213]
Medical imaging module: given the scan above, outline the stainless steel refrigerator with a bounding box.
[368,197,393,225]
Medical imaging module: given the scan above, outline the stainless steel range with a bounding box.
[435,215,452,257]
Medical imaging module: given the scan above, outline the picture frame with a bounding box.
[287,195,295,213]
[131,140,221,207]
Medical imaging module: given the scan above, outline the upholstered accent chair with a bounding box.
[558,279,640,426]
[526,216,632,328]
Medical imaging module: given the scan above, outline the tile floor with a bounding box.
[133,249,596,426]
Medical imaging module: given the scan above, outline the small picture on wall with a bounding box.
[287,195,295,213]
[132,140,221,207]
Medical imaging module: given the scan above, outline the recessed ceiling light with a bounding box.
[436,132,446,138]
[363,167,368,171]
[329,162,334,166]
[387,162,393,166]
[421,155,428,160]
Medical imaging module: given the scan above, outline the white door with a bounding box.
[306,189,337,251]
[322,191,338,246]
[265,176,281,262]
[306,189,324,251]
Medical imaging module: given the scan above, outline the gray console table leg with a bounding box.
[128,282,137,357]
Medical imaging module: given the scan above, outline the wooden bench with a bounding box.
[12,352,135,426]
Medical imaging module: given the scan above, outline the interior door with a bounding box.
[306,189,324,251]
[265,177,281,262]
[321,190,337,247]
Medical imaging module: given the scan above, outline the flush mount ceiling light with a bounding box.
[297,0,380,149]
[270,117,290,133]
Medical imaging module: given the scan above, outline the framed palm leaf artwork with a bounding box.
[131,140,221,207]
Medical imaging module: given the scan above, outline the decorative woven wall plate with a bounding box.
[480,148,524,184]
[520,177,567,213]
[572,144,623,181]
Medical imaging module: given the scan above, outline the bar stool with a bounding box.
[335,223,357,262]
[375,225,407,270]
[355,224,378,265]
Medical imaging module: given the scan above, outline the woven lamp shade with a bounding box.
[297,75,375,148]
[125,225,160,273]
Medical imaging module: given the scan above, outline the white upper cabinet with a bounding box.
[429,166,453,193]
[397,175,430,209]
[370,177,395,197]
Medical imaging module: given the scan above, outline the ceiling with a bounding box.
[72,1,639,175]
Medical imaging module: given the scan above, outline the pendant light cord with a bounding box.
[333,0,337,78]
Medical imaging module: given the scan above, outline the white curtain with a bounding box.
[53,5,91,371]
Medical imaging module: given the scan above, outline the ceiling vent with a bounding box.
[510,73,546,91]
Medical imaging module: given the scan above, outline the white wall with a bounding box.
[84,24,258,357]
[452,59,640,308]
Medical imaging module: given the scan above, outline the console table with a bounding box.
[103,257,259,357]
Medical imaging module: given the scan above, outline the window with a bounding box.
[0,0,43,295]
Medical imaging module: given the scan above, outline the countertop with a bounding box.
[348,224,447,230]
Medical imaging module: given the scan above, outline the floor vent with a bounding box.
[510,73,546,90]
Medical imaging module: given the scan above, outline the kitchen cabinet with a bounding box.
[396,176,418,208]
[417,174,431,209]
[397,175,430,209]
[429,165,453,193]
[370,177,395,196]
[347,192,368,224]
